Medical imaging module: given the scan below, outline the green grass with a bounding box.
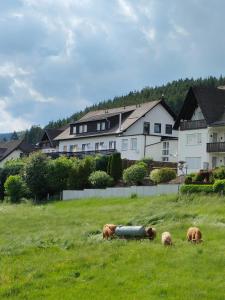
[0,194,225,300]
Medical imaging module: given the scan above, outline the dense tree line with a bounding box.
[16,76,225,144]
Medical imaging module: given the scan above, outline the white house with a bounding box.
[0,139,34,167]
[174,86,225,173]
[55,100,178,162]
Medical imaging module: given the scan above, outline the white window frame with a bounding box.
[97,123,101,131]
[101,122,105,130]
[121,139,128,151]
[73,126,77,134]
[131,138,137,150]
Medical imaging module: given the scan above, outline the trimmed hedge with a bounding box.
[150,168,176,184]
[89,171,113,188]
[180,184,214,194]
[123,163,147,185]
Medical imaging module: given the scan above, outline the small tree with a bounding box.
[48,156,73,195]
[4,175,28,203]
[24,152,50,201]
[109,153,122,182]
[89,171,113,188]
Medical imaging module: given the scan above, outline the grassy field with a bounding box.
[0,194,224,300]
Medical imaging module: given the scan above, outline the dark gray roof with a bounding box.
[174,86,225,129]
[0,139,34,162]
[39,128,64,147]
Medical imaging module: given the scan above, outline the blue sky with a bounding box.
[0,0,225,132]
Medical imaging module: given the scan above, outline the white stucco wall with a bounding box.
[145,138,178,162]
[124,104,178,137]
[178,128,209,173]
[0,149,23,168]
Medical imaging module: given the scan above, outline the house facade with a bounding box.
[38,128,64,153]
[174,86,225,173]
[0,139,34,167]
[55,100,178,162]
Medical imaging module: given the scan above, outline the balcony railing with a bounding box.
[46,148,117,158]
[207,142,225,153]
[180,119,207,130]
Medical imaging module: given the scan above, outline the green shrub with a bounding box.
[4,175,28,203]
[184,175,192,184]
[213,166,225,179]
[68,156,95,190]
[123,163,147,185]
[48,156,73,194]
[95,155,109,172]
[180,184,214,194]
[24,152,50,201]
[109,153,122,182]
[140,157,153,165]
[0,159,26,200]
[150,168,176,184]
[213,180,225,193]
[89,171,113,188]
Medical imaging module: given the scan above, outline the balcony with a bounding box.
[207,142,225,153]
[46,148,117,159]
[180,119,207,131]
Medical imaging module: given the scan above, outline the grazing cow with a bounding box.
[145,227,157,240]
[187,227,202,243]
[161,232,172,245]
[103,224,117,239]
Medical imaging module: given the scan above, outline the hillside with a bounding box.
[46,76,225,129]
[3,76,225,144]
[0,194,224,299]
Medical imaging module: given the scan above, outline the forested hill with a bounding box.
[45,76,225,129]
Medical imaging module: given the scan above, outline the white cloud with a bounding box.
[117,0,138,22]
[0,98,31,132]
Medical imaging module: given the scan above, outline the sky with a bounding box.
[0,0,225,132]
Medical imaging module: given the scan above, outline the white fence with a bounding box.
[63,184,179,200]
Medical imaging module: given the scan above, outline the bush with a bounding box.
[4,175,28,203]
[24,152,50,201]
[95,155,109,172]
[213,166,225,179]
[213,180,225,193]
[89,171,113,188]
[180,184,214,194]
[109,153,122,182]
[140,157,153,165]
[68,156,95,190]
[48,156,73,195]
[123,163,147,185]
[150,168,176,184]
[184,175,193,184]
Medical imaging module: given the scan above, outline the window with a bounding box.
[79,124,87,133]
[121,139,128,151]
[186,133,202,145]
[154,123,161,133]
[162,157,169,162]
[99,142,104,149]
[84,124,87,133]
[97,122,105,131]
[212,157,217,169]
[109,141,116,149]
[63,145,67,152]
[165,124,172,134]
[95,143,99,151]
[131,138,137,150]
[82,144,86,151]
[79,125,83,133]
[162,141,169,156]
[143,122,150,134]
[69,144,78,152]
[73,126,77,134]
[101,122,105,130]
[185,157,201,170]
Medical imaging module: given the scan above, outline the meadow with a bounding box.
[0,194,224,300]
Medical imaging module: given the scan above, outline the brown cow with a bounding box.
[161,232,172,245]
[103,224,117,239]
[145,227,157,240]
[187,227,202,243]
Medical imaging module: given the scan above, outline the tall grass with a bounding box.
[0,194,224,299]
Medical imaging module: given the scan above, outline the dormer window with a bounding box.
[73,126,77,134]
[79,124,87,133]
[97,122,105,131]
